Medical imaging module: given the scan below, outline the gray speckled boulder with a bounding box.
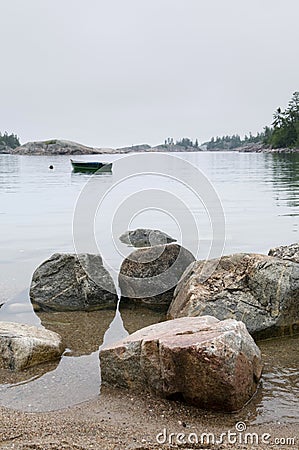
[268,242,299,263]
[100,316,262,412]
[0,322,64,370]
[30,253,118,312]
[119,244,195,311]
[167,253,299,339]
[119,228,176,248]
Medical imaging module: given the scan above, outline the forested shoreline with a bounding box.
[1,92,298,154]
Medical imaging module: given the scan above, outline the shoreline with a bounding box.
[0,321,298,449]
[0,385,297,449]
[1,139,299,156]
[1,152,298,449]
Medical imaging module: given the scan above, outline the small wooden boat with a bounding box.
[71,159,112,173]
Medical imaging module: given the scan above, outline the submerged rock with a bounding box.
[0,321,64,370]
[168,253,299,339]
[30,253,118,312]
[119,244,195,311]
[100,316,262,412]
[268,242,299,263]
[119,228,176,248]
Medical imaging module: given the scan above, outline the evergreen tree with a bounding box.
[0,131,20,148]
[266,92,299,148]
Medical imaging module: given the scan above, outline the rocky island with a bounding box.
[8,139,114,155]
[1,138,298,155]
[3,139,204,155]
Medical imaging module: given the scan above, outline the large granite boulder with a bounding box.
[0,322,64,370]
[119,228,176,247]
[119,244,195,311]
[100,316,262,412]
[269,242,299,263]
[168,253,299,339]
[30,253,118,312]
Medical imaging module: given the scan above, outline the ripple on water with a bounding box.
[241,335,299,425]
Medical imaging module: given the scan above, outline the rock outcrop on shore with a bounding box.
[167,253,299,339]
[4,138,299,155]
[0,322,64,370]
[30,253,118,311]
[119,244,195,311]
[8,140,199,156]
[119,228,176,248]
[11,140,113,155]
[236,143,299,153]
[0,144,12,154]
[100,316,262,412]
[116,144,152,152]
[10,140,205,155]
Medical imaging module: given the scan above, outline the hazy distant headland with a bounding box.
[0,139,205,155]
[1,92,298,155]
[1,138,298,156]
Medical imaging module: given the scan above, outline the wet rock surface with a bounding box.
[119,244,195,311]
[167,253,299,339]
[30,253,118,312]
[0,322,64,370]
[100,316,262,412]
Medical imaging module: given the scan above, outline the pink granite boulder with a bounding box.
[100,316,262,412]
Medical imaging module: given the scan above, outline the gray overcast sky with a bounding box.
[1,0,299,148]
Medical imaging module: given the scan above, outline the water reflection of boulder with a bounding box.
[37,307,165,357]
[119,307,165,335]
[37,310,115,356]
[0,357,60,386]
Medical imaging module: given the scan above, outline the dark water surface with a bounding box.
[0,152,298,422]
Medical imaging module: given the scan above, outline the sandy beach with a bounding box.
[0,385,297,450]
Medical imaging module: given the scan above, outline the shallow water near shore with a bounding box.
[0,290,298,425]
[0,151,298,423]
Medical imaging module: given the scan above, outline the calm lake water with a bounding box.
[0,151,298,422]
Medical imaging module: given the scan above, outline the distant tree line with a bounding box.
[164,137,199,148]
[205,132,266,150]
[205,91,299,150]
[0,131,20,149]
